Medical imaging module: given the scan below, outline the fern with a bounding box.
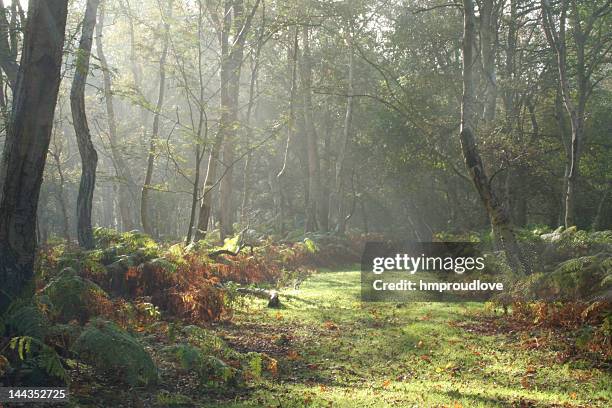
[247,352,263,380]
[41,267,108,323]
[149,257,178,274]
[162,344,202,370]
[2,300,49,340]
[72,318,158,386]
[7,336,68,382]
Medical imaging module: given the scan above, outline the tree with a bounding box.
[0,0,69,311]
[141,0,173,237]
[96,2,139,232]
[72,0,101,249]
[541,0,611,227]
[300,24,322,232]
[459,0,530,275]
[195,0,260,241]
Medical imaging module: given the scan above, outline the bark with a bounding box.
[0,0,18,87]
[359,199,368,234]
[480,0,498,123]
[300,25,321,232]
[592,183,610,231]
[0,0,69,312]
[240,46,262,224]
[50,148,70,241]
[141,0,172,236]
[195,0,231,242]
[541,0,598,227]
[319,111,331,232]
[196,0,260,241]
[336,27,355,234]
[96,5,138,231]
[460,0,529,276]
[554,88,571,225]
[276,27,299,235]
[71,0,100,249]
[219,0,260,240]
[186,2,207,243]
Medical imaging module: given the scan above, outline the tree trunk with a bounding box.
[319,111,332,232]
[71,0,100,249]
[219,0,254,240]
[300,25,321,232]
[592,182,610,231]
[50,149,71,241]
[480,0,498,123]
[336,27,355,234]
[96,5,138,232]
[0,0,18,88]
[195,136,222,241]
[460,0,529,276]
[0,0,69,312]
[277,26,300,235]
[541,0,589,228]
[240,45,262,225]
[141,0,171,237]
[196,0,259,241]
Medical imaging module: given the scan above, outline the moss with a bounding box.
[72,318,158,386]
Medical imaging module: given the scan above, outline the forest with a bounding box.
[0,0,610,406]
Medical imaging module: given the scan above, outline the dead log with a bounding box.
[235,287,280,308]
[208,243,254,259]
[208,227,255,258]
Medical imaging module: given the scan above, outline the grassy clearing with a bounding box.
[208,268,611,407]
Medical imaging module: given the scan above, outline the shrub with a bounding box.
[40,267,110,323]
[72,318,158,386]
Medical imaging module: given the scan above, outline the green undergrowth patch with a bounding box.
[207,269,611,407]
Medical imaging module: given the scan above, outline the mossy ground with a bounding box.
[205,268,611,408]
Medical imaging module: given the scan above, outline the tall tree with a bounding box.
[459,0,529,275]
[195,0,260,241]
[0,0,69,311]
[541,0,611,227]
[96,3,139,231]
[336,19,355,234]
[71,0,101,249]
[141,0,172,237]
[300,24,322,232]
[0,0,19,88]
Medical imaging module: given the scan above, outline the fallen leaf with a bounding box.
[287,350,300,360]
[323,321,338,330]
[520,376,531,389]
[268,359,278,377]
[382,379,391,388]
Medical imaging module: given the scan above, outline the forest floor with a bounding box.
[66,267,611,407]
[203,267,611,408]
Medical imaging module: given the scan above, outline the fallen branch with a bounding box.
[208,243,254,258]
[235,287,280,308]
[208,227,255,258]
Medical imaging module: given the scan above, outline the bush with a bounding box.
[40,267,109,323]
[2,300,49,340]
[72,318,158,386]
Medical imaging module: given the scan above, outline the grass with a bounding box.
[207,267,611,407]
